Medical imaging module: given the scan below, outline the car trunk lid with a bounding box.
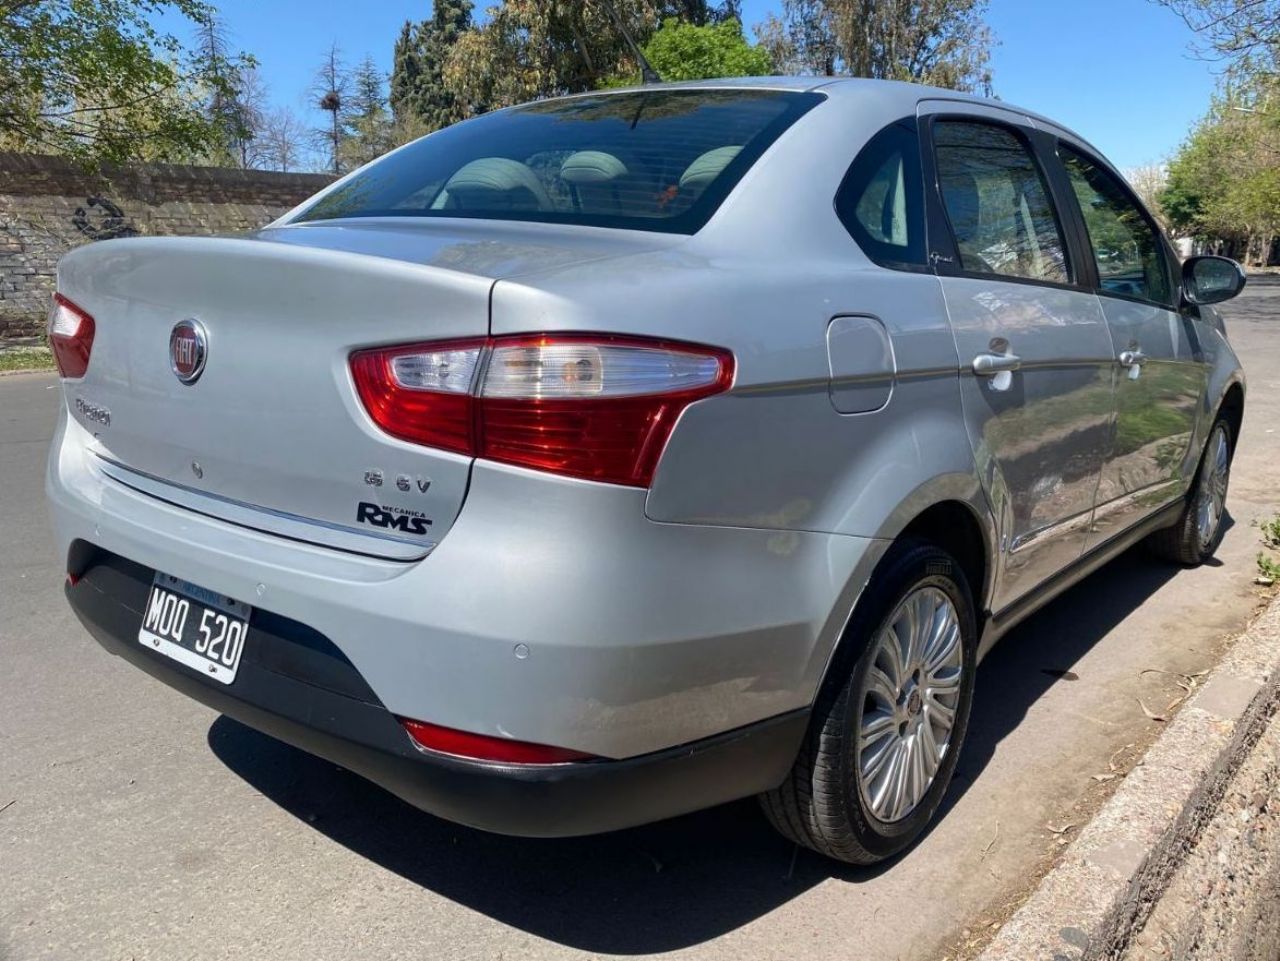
[57,226,675,561]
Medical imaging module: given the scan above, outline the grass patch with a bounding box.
[0,346,55,373]
[1262,515,1280,551]
[1257,514,1280,585]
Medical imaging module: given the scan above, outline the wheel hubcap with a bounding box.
[856,586,964,824]
[1196,426,1230,549]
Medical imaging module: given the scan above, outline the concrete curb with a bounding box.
[975,592,1280,961]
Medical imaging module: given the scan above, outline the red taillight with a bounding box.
[399,717,597,764]
[350,334,734,487]
[48,294,96,379]
[350,338,485,454]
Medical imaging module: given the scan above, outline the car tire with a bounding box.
[1146,417,1234,566]
[760,541,977,865]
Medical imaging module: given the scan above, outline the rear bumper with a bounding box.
[67,548,809,837]
[48,408,883,759]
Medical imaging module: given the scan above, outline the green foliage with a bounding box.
[441,1,740,112]
[0,347,54,373]
[665,0,739,25]
[624,17,772,83]
[1257,513,1280,584]
[444,0,656,111]
[0,0,992,169]
[1153,2,1280,262]
[1160,72,1280,263]
[390,21,421,123]
[0,0,244,165]
[757,0,994,93]
[390,0,474,134]
[190,12,260,167]
[1258,551,1280,584]
[341,55,393,168]
[1262,514,1280,551]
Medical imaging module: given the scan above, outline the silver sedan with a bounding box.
[47,77,1245,863]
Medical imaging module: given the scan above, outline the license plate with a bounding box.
[137,572,251,685]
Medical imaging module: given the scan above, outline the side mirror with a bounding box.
[1182,255,1247,306]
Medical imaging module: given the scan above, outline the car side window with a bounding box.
[836,119,926,268]
[933,120,1070,285]
[1058,145,1173,306]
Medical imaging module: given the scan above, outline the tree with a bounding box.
[311,43,351,175]
[390,0,474,132]
[615,18,772,83]
[1124,164,1170,226]
[1161,72,1280,265]
[235,67,271,167]
[0,0,242,164]
[390,21,422,121]
[651,1,743,24]
[757,0,994,92]
[757,0,838,74]
[191,11,259,166]
[257,106,308,172]
[442,0,729,112]
[1152,0,1280,63]
[1152,2,1280,264]
[342,55,393,168]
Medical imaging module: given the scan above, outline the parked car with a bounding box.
[47,78,1246,864]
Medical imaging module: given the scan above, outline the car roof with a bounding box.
[561,76,1095,156]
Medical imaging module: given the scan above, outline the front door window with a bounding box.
[1059,145,1173,306]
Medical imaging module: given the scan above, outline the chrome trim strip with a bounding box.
[980,500,1184,659]
[1007,506,1094,555]
[92,454,435,562]
[1090,479,1185,526]
[962,357,1112,376]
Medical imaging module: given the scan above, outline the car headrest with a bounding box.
[941,170,983,245]
[436,158,553,210]
[560,151,629,185]
[678,146,742,193]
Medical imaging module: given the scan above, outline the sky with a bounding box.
[160,0,1223,171]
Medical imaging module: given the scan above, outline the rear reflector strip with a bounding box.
[399,717,598,765]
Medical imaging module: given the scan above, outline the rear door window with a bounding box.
[1058,145,1173,306]
[293,89,823,235]
[933,120,1070,285]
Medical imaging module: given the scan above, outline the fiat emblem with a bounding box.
[170,319,208,384]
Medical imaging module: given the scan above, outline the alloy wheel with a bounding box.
[856,586,965,824]
[1196,424,1231,550]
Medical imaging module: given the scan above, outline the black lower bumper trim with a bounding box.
[66,547,809,837]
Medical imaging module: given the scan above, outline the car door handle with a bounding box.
[972,352,1022,375]
[1118,349,1147,367]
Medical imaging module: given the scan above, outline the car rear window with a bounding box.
[292,89,823,234]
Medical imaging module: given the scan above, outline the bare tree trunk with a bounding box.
[1249,231,1265,268]
[331,110,340,175]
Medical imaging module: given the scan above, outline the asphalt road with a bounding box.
[3,285,1279,961]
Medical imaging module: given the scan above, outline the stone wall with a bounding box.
[0,153,333,341]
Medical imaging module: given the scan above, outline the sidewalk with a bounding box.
[974,591,1280,961]
[1127,695,1280,959]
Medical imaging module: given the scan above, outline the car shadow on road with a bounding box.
[935,540,1193,826]
[208,537,1199,954]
